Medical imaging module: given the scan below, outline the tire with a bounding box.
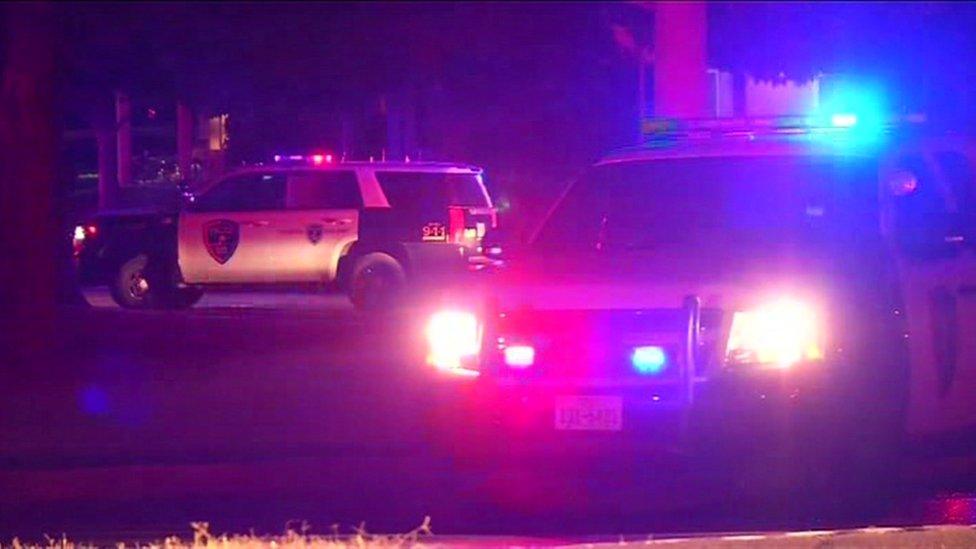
[109,253,161,309]
[347,252,407,311]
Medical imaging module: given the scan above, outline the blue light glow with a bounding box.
[631,346,667,375]
[830,113,858,128]
[815,79,887,142]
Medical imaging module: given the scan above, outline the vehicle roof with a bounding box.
[597,133,883,166]
[598,123,973,166]
[235,161,483,174]
[192,161,485,195]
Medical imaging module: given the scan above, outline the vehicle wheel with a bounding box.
[348,252,406,311]
[109,253,160,309]
[164,286,205,309]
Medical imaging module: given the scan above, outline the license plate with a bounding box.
[554,396,623,431]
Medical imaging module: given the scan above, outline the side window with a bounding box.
[935,151,976,231]
[286,171,362,210]
[376,171,488,216]
[193,173,286,212]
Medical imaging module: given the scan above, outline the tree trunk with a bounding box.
[0,3,63,365]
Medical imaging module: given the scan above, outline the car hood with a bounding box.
[487,248,836,312]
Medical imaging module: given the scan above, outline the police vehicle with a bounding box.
[74,156,497,310]
[421,113,976,504]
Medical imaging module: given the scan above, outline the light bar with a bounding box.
[641,113,926,140]
[274,153,338,165]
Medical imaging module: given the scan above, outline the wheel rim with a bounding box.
[127,270,150,300]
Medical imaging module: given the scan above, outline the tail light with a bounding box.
[425,310,482,376]
[448,206,494,245]
[72,224,98,257]
[448,207,467,244]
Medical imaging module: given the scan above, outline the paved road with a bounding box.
[82,287,356,312]
[1,290,974,541]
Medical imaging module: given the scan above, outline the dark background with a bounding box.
[3,3,976,539]
[45,1,976,232]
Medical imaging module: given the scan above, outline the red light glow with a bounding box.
[504,345,535,368]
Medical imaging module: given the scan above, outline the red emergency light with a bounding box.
[274,152,336,166]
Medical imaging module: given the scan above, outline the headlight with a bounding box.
[425,310,482,376]
[725,298,825,369]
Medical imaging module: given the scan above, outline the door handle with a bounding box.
[242,220,270,227]
[930,287,959,397]
[321,218,350,225]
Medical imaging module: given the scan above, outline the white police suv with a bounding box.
[74,156,497,310]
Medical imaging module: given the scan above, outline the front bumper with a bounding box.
[425,366,839,459]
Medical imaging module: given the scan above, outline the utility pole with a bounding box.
[116,91,132,187]
[96,125,117,210]
[637,44,653,142]
[177,101,194,182]
[653,1,708,119]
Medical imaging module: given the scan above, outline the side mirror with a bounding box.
[884,167,962,259]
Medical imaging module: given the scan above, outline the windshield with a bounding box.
[533,155,881,253]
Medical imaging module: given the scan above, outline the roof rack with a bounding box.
[641,113,927,141]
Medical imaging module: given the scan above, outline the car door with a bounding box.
[888,145,976,437]
[179,172,287,283]
[924,149,976,433]
[283,170,362,282]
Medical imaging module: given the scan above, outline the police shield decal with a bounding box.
[204,219,239,264]
[307,224,324,245]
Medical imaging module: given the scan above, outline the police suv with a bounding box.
[422,115,976,503]
[74,157,497,310]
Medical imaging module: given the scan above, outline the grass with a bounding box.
[9,520,976,548]
[8,517,434,549]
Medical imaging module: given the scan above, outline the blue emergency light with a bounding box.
[632,345,668,375]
